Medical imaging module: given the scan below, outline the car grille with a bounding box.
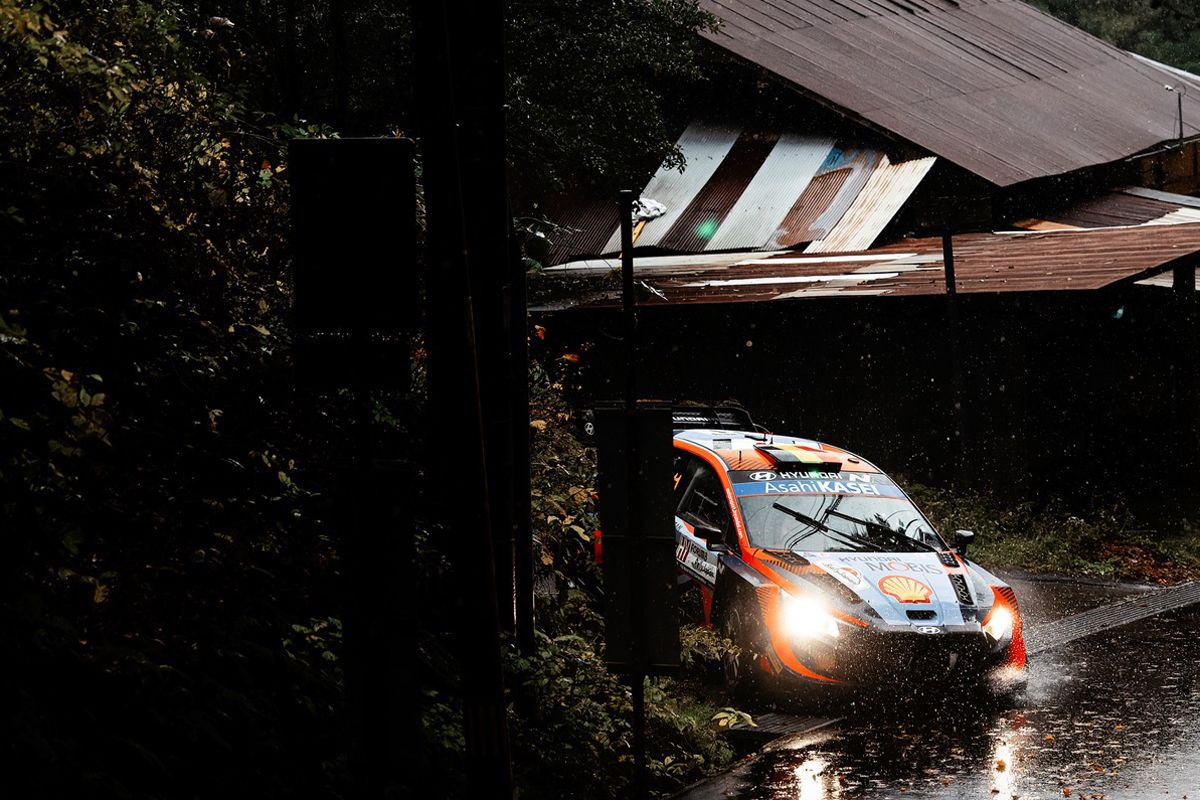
[949,574,974,605]
[822,628,990,683]
[907,610,936,620]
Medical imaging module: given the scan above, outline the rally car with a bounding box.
[671,408,1026,695]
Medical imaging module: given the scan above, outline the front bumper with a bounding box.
[785,625,1019,687]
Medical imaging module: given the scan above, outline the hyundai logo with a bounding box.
[915,626,943,635]
[748,471,776,480]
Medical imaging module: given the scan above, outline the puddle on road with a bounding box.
[732,606,1200,799]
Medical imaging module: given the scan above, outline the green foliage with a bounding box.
[0,1,727,796]
[501,357,735,799]
[1036,0,1200,72]
[905,479,1200,582]
[506,0,717,196]
[0,1,352,795]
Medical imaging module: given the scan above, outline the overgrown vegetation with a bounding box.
[907,481,1200,584]
[0,1,730,797]
[8,0,1200,796]
[1037,0,1200,72]
[512,360,739,797]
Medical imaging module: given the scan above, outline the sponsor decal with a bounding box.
[915,626,943,635]
[684,550,717,583]
[675,525,718,584]
[837,556,943,575]
[878,574,933,603]
[725,484,747,542]
[834,565,863,586]
[734,470,880,483]
[733,479,903,498]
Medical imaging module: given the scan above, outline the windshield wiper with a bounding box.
[772,503,877,551]
[824,509,937,551]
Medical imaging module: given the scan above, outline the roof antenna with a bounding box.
[1166,84,1187,148]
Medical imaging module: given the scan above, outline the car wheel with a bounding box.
[720,603,761,696]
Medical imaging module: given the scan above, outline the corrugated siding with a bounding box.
[772,169,849,247]
[806,156,937,252]
[704,134,835,250]
[602,122,741,252]
[555,124,933,264]
[658,131,780,252]
[803,148,881,241]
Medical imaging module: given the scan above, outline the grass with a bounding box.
[903,479,1200,584]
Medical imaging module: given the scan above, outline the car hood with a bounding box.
[784,550,990,628]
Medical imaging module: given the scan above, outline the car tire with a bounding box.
[720,602,762,697]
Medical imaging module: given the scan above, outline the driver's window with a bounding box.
[678,458,733,546]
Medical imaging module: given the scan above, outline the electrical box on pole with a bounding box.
[290,137,415,388]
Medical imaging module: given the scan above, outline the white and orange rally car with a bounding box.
[671,408,1026,695]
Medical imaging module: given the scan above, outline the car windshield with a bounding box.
[735,477,944,553]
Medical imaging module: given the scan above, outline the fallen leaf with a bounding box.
[1045,735,1055,743]
[529,419,547,432]
[560,353,580,363]
[996,759,1007,772]
[534,324,546,340]
[1063,788,1072,797]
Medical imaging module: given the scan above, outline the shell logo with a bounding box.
[878,574,933,604]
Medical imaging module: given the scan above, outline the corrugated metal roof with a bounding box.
[550,123,932,264]
[532,223,1200,309]
[1014,187,1200,230]
[699,0,1200,187]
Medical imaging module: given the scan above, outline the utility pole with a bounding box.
[943,231,967,488]
[414,2,516,798]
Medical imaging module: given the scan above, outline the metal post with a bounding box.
[621,190,637,408]
[943,232,967,488]
[1174,257,1199,501]
[414,1,513,797]
[618,188,647,800]
[510,230,535,653]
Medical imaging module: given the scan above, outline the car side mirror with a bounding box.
[693,522,728,552]
[953,529,975,556]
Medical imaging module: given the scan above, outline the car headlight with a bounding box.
[780,594,839,640]
[982,604,1014,641]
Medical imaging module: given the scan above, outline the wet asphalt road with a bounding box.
[722,574,1200,800]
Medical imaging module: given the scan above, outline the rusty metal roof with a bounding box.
[548,122,932,264]
[1013,187,1200,230]
[699,0,1200,187]
[533,223,1200,309]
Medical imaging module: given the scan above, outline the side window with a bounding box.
[678,457,735,550]
[673,453,694,510]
